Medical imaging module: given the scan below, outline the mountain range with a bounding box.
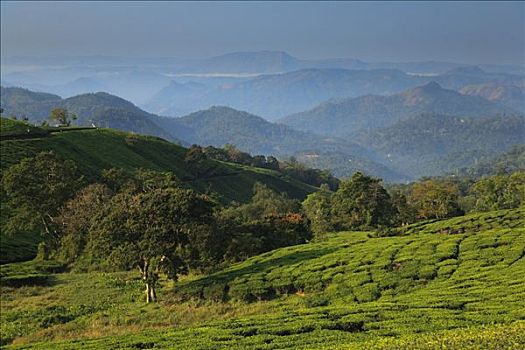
[3,52,524,120]
[280,82,519,137]
[1,81,523,182]
[355,113,525,178]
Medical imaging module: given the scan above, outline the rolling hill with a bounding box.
[0,87,177,141]
[0,118,317,204]
[354,114,525,178]
[280,82,518,137]
[2,207,524,349]
[144,68,424,119]
[460,83,525,113]
[1,87,408,181]
[0,118,319,263]
[152,106,409,182]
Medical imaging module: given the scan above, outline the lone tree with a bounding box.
[88,187,215,303]
[2,152,84,251]
[49,108,77,126]
[331,172,396,230]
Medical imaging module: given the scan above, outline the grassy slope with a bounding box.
[0,120,316,263]
[0,118,49,137]
[1,208,524,349]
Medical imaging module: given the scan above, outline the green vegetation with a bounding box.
[455,144,525,178]
[0,120,317,264]
[2,119,524,349]
[0,120,316,202]
[1,209,523,348]
[0,118,49,138]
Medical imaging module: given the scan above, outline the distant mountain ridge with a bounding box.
[460,83,525,113]
[0,87,175,141]
[2,85,522,182]
[152,106,409,182]
[0,86,409,181]
[279,82,518,137]
[355,113,525,178]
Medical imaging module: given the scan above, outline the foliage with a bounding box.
[48,108,77,126]
[202,144,340,190]
[53,183,113,264]
[84,186,216,302]
[2,152,84,250]
[331,172,397,230]
[219,183,311,261]
[469,172,525,212]
[302,184,335,237]
[409,179,463,220]
[1,208,524,348]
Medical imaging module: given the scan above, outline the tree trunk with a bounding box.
[145,282,152,303]
[149,283,157,303]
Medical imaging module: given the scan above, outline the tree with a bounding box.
[133,168,180,193]
[101,167,131,193]
[470,172,525,211]
[409,180,462,220]
[302,184,334,238]
[55,183,113,264]
[390,190,417,226]
[218,183,311,261]
[331,172,396,230]
[49,108,77,126]
[185,145,209,177]
[2,152,84,251]
[223,182,301,222]
[87,187,215,303]
[266,156,280,171]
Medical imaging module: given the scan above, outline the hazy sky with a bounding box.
[1,1,524,65]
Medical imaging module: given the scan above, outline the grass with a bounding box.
[0,118,316,203]
[0,118,49,138]
[1,208,524,349]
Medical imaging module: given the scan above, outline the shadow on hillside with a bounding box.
[185,246,338,287]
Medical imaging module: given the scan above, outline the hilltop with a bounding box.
[0,87,176,141]
[460,83,525,112]
[280,82,518,137]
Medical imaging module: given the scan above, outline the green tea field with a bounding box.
[1,208,524,349]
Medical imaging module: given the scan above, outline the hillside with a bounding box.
[156,106,370,156]
[0,87,410,181]
[0,87,177,141]
[460,83,525,113]
[146,68,423,120]
[280,82,517,137]
[0,119,318,263]
[153,106,408,182]
[0,119,316,203]
[1,208,523,349]
[354,114,525,178]
[453,144,525,178]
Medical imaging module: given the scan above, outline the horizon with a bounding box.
[1,1,524,66]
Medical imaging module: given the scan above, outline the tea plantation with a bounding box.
[1,208,524,349]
